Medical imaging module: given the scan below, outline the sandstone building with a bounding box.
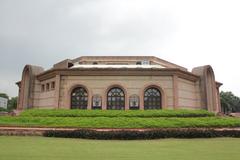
[16,56,222,112]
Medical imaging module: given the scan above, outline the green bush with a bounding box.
[0,116,240,128]
[43,128,240,139]
[0,107,8,112]
[20,109,214,118]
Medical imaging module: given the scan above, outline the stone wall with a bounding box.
[177,78,203,109]
[57,75,175,109]
[34,75,207,110]
[36,77,56,108]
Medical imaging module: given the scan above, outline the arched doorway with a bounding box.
[144,87,162,109]
[107,87,125,110]
[71,87,88,109]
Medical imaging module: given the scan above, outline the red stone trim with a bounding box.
[54,75,61,109]
[173,75,179,109]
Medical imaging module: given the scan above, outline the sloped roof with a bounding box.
[71,56,187,71]
[70,64,165,69]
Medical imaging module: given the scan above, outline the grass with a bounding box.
[0,109,239,129]
[0,136,240,160]
[20,109,214,118]
[1,116,240,128]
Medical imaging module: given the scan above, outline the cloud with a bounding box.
[0,0,240,97]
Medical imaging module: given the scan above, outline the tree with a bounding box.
[220,91,240,114]
[7,97,18,111]
[0,93,9,100]
[0,93,17,111]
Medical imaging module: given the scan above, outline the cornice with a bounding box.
[36,68,200,82]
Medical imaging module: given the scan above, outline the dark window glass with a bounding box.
[41,84,45,92]
[51,82,55,89]
[46,83,50,91]
[107,87,125,110]
[144,88,162,109]
[71,87,88,109]
[136,61,141,65]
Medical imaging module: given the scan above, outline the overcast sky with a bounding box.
[0,0,240,97]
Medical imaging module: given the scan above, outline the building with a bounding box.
[0,97,8,109]
[16,56,222,112]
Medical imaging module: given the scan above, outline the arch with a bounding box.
[192,65,218,112]
[107,86,125,110]
[140,84,165,110]
[21,66,31,109]
[70,86,88,109]
[205,66,217,112]
[18,65,44,110]
[144,87,162,109]
[103,84,128,110]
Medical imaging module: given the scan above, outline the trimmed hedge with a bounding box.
[1,116,240,128]
[43,128,240,139]
[20,109,214,118]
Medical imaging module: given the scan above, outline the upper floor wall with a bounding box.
[53,56,188,71]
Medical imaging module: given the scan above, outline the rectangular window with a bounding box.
[51,81,55,90]
[142,60,149,65]
[41,84,45,92]
[46,83,50,91]
[136,61,141,65]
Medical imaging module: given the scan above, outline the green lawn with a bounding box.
[1,116,240,128]
[0,136,239,160]
[2,109,238,129]
[20,109,214,118]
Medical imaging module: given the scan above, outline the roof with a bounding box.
[70,64,165,69]
[71,56,187,71]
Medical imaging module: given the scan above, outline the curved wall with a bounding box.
[17,65,44,109]
[192,65,220,112]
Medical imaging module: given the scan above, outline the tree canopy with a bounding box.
[0,93,9,100]
[0,93,17,111]
[220,91,240,113]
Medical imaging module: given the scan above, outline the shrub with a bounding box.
[43,128,240,139]
[20,109,214,118]
[0,107,8,112]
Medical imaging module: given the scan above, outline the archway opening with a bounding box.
[107,87,125,110]
[71,87,88,109]
[144,87,162,109]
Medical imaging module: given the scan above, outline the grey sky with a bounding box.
[0,0,240,97]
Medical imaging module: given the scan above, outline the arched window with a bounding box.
[107,87,125,110]
[129,95,139,110]
[144,87,161,109]
[71,87,88,109]
[92,94,102,110]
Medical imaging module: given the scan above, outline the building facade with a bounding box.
[0,97,8,109]
[16,56,222,112]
